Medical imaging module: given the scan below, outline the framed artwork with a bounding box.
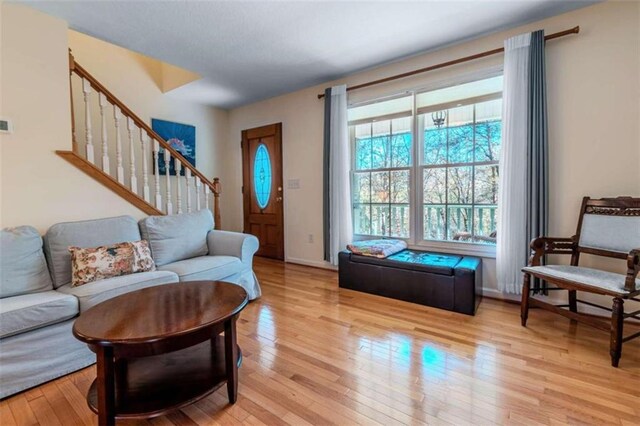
[152,118,196,176]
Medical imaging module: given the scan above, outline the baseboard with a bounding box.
[481,287,521,302]
[285,257,337,271]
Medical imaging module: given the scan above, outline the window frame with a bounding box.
[349,68,503,258]
[350,117,413,239]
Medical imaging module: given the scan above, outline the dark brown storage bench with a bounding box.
[338,249,482,315]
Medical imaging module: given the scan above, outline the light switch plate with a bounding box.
[287,179,300,189]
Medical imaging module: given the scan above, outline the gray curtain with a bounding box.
[527,30,549,294]
[323,87,331,262]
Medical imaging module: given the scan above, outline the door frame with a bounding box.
[241,123,284,260]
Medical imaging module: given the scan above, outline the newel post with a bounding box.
[213,177,221,230]
[69,50,77,153]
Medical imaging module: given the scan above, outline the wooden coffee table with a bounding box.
[73,280,248,425]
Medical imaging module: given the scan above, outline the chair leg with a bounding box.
[568,290,577,312]
[521,274,531,327]
[610,297,624,367]
[568,289,578,324]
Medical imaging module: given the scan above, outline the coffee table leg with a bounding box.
[96,346,116,425]
[224,317,238,404]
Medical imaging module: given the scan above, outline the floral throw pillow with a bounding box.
[130,240,155,273]
[69,240,155,287]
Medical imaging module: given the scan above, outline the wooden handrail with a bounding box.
[69,54,219,195]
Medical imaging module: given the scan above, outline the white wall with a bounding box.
[227,0,640,303]
[0,4,227,233]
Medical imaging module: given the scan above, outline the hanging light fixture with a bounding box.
[431,110,447,128]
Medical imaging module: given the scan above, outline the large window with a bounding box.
[349,74,502,249]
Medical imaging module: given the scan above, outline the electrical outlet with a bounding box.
[308,234,314,243]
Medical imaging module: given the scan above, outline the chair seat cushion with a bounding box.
[0,291,78,339]
[159,256,243,282]
[522,265,639,294]
[56,271,178,312]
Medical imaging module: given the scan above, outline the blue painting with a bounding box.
[152,118,195,176]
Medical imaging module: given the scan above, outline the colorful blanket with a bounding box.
[347,239,408,258]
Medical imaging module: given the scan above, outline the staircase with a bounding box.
[58,51,221,229]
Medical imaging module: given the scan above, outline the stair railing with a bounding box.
[67,51,221,229]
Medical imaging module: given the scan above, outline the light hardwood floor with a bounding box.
[2,257,639,425]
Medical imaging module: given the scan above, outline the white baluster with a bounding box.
[98,93,109,173]
[153,140,162,210]
[140,130,150,203]
[176,161,183,214]
[114,106,125,184]
[82,78,94,163]
[205,184,210,211]
[195,178,202,210]
[185,168,192,213]
[127,117,137,195]
[164,149,173,215]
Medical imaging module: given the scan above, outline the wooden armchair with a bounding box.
[520,196,640,367]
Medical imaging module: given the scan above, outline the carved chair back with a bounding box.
[573,197,640,263]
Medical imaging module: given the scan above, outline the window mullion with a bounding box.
[444,110,450,241]
[411,92,420,244]
[471,103,476,239]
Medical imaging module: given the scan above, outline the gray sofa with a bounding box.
[0,209,259,398]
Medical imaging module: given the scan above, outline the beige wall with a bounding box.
[0,4,227,233]
[227,1,640,299]
[1,4,144,232]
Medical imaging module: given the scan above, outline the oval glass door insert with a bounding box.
[254,144,272,209]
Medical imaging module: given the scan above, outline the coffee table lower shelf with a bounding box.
[86,336,242,420]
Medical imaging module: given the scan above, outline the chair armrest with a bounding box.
[528,236,577,266]
[625,248,640,292]
[207,230,259,265]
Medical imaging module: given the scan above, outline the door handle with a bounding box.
[276,197,283,202]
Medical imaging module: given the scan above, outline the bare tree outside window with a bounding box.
[422,99,501,244]
[350,77,502,245]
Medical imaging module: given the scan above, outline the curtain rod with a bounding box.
[317,26,579,99]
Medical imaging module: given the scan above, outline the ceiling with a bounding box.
[19,1,596,109]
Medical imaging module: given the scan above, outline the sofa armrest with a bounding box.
[625,248,640,292]
[207,230,259,265]
[528,236,577,266]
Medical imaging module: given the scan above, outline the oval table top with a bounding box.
[73,280,248,346]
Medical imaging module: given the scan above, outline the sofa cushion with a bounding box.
[0,291,78,338]
[56,270,178,312]
[44,216,141,289]
[523,265,639,294]
[1,226,53,298]
[159,256,242,282]
[139,210,213,266]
